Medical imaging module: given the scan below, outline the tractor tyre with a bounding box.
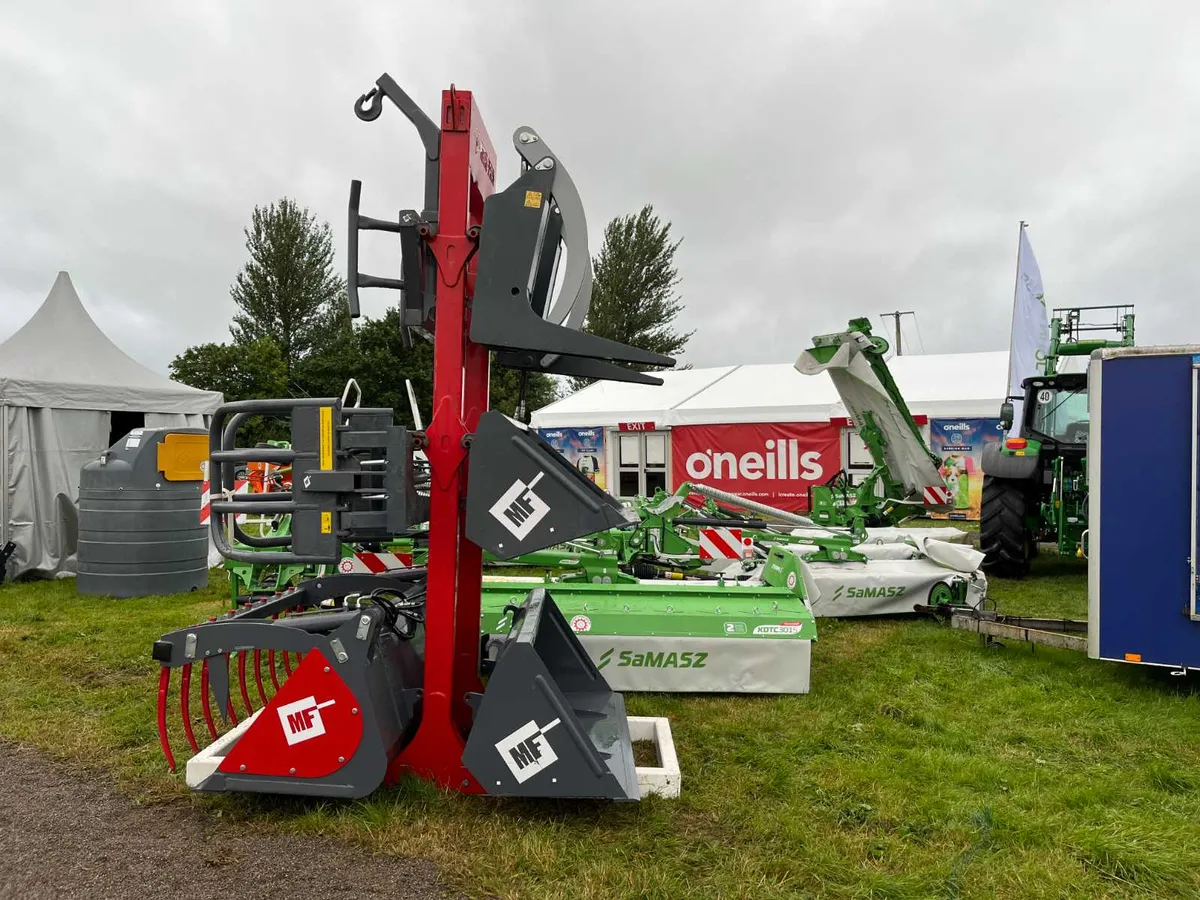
[980,476,1032,578]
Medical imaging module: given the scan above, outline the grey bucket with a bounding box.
[77,428,209,598]
[462,587,639,800]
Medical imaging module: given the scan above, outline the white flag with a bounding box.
[1006,226,1049,435]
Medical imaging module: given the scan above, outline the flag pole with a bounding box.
[1005,220,1027,401]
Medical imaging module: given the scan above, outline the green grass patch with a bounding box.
[2,558,1199,899]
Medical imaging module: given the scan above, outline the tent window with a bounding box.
[109,411,145,448]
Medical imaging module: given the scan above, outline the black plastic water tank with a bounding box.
[77,427,209,597]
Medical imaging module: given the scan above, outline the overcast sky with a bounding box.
[2,1,1197,380]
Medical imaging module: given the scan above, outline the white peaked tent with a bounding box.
[0,272,222,580]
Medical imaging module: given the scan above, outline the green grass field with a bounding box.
[2,557,1199,899]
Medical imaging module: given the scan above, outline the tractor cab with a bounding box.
[1000,371,1089,459]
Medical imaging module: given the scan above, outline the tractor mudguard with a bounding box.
[463,588,639,800]
[980,443,1040,481]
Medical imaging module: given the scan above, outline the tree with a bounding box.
[169,338,288,402]
[282,305,558,428]
[489,365,560,421]
[169,338,289,444]
[227,198,348,381]
[569,204,693,392]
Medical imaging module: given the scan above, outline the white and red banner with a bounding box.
[671,422,840,513]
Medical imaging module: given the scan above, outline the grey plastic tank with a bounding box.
[77,427,210,597]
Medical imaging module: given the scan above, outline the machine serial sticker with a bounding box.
[496,718,561,783]
[524,190,543,208]
[320,511,332,534]
[753,623,803,636]
[319,405,333,470]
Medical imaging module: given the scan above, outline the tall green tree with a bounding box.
[569,204,693,392]
[169,337,290,444]
[227,198,348,381]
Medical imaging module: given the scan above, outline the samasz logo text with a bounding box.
[495,717,561,783]
[277,695,336,746]
[489,472,551,541]
[598,648,708,670]
[830,584,907,602]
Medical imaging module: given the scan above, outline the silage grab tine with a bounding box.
[268,649,281,691]
[236,651,253,717]
[252,649,269,708]
[180,663,199,754]
[156,667,176,773]
[199,660,218,741]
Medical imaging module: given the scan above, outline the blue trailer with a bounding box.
[1088,345,1200,673]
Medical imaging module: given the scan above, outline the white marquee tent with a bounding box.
[532,351,1011,428]
[0,272,222,580]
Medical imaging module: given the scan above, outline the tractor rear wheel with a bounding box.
[980,476,1032,578]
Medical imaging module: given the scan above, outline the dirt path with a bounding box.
[0,742,460,900]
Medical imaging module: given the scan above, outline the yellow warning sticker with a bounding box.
[321,511,332,534]
[319,406,333,470]
[524,190,543,208]
[1124,652,1142,662]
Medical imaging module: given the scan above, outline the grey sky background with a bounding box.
[2,1,1197,380]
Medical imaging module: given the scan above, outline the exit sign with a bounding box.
[618,421,656,432]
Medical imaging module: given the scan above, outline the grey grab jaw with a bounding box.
[509,126,591,332]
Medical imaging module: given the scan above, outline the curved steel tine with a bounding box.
[237,651,253,716]
[282,651,293,677]
[200,660,218,740]
[156,668,176,773]
[268,649,281,692]
[180,663,199,754]
[253,649,268,707]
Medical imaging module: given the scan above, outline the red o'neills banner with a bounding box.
[670,422,841,512]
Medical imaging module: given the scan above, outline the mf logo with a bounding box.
[495,717,562,783]
[277,695,336,746]
[489,472,551,541]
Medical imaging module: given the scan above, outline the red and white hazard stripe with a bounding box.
[698,527,755,561]
[923,485,952,505]
[337,551,414,574]
[200,479,250,525]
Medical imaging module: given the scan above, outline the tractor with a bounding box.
[980,305,1135,577]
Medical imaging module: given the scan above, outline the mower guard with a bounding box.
[464,587,639,800]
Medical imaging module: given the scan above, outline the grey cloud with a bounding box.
[1,0,1198,379]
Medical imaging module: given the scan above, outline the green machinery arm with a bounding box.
[796,317,948,526]
[1042,306,1135,376]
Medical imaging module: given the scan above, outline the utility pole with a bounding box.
[879,310,916,355]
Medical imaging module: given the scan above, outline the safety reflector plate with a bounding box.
[218,649,363,779]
